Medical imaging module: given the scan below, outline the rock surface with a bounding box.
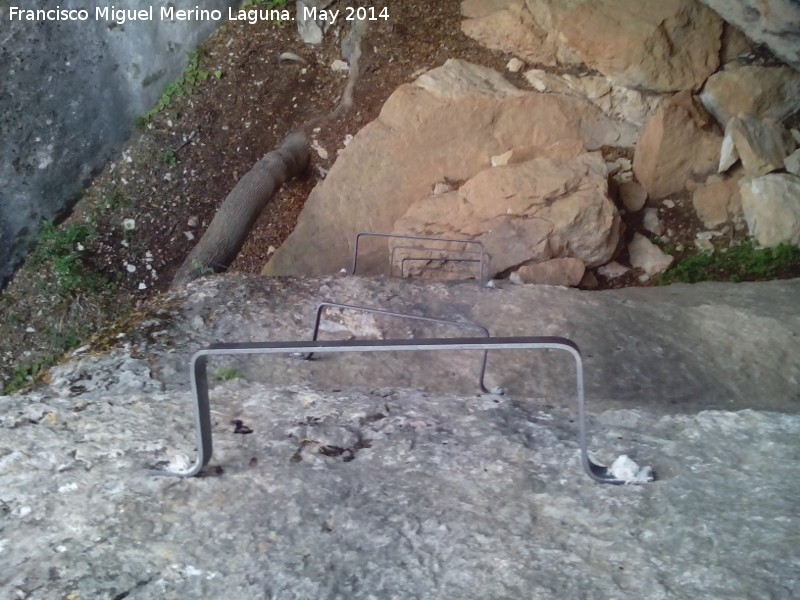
[633,92,722,199]
[264,60,633,278]
[786,148,800,176]
[597,261,630,280]
[692,173,744,229]
[392,153,619,275]
[699,65,800,125]
[528,0,723,92]
[511,257,585,286]
[461,0,563,65]
[698,0,800,71]
[628,233,674,277]
[522,69,663,127]
[740,173,800,246]
[724,116,797,176]
[2,274,799,599]
[0,0,239,288]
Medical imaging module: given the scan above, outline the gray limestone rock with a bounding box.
[1,274,799,599]
[0,1,239,289]
[740,173,800,246]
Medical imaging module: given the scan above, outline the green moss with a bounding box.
[137,48,210,125]
[657,239,800,284]
[5,354,59,394]
[162,149,178,166]
[214,367,244,381]
[33,220,98,295]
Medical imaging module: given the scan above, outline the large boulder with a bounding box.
[633,91,723,199]
[722,116,797,177]
[264,60,634,277]
[698,0,800,71]
[740,173,800,246]
[391,152,619,275]
[699,65,800,126]
[524,0,723,92]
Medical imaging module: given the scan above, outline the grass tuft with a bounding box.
[657,239,800,284]
[214,367,244,381]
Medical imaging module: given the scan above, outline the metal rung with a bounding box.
[351,232,490,285]
[389,245,489,279]
[400,257,483,279]
[306,301,491,392]
[151,337,647,484]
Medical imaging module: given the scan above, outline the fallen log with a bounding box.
[171,131,309,287]
[171,20,365,288]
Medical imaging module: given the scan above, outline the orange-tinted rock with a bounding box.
[392,153,619,274]
[700,65,800,125]
[539,0,723,92]
[633,92,722,200]
[513,258,586,286]
[264,60,632,277]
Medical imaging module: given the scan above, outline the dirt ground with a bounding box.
[0,0,797,392]
[0,0,512,390]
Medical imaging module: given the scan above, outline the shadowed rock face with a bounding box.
[1,275,799,598]
[0,1,238,289]
[698,0,800,71]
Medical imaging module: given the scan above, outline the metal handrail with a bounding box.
[306,301,491,392]
[150,336,644,484]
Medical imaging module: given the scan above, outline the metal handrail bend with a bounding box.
[307,301,490,392]
[151,336,639,484]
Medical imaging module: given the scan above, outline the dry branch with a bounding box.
[171,131,309,287]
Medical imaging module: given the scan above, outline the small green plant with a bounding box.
[162,149,178,166]
[191,258,215,276]
[47,329,82,353]
[33,220,99,295]
[657,239,800,284]
[5,354,58,394]
[106,191,131,210]
[138,49,209,124]
[214,366,244,381]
